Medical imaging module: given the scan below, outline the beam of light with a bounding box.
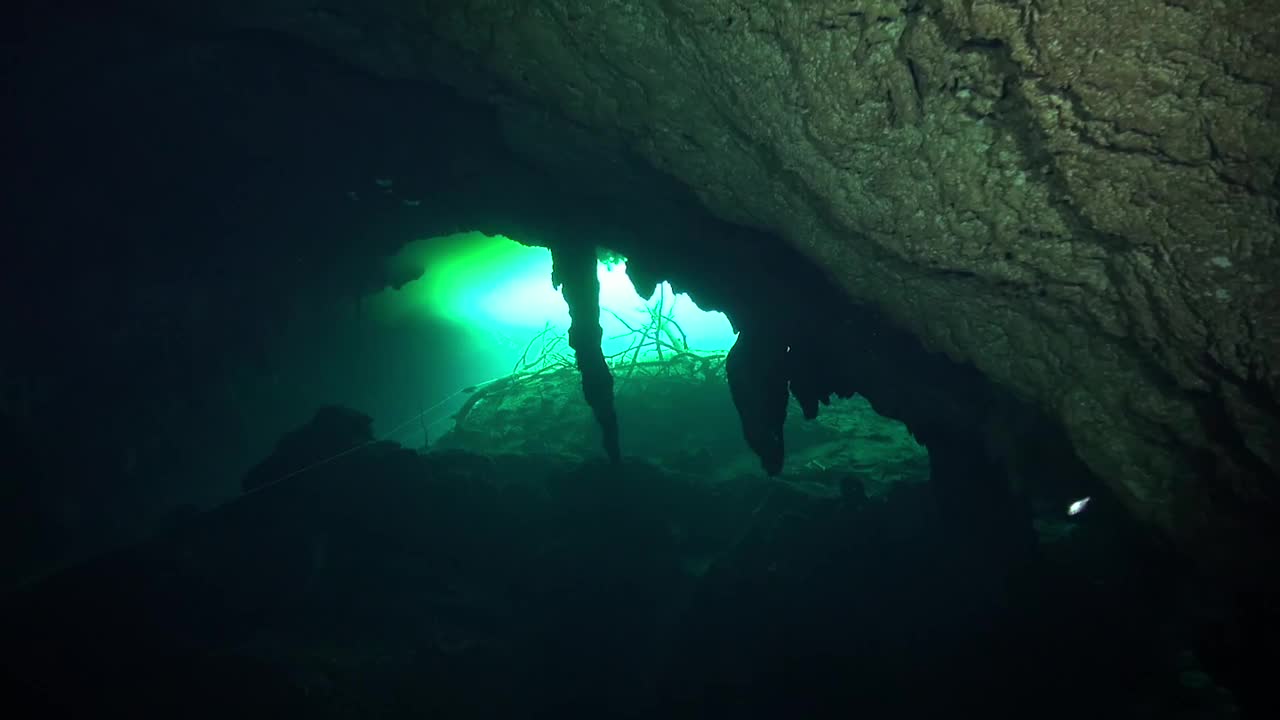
[370,232,738,371]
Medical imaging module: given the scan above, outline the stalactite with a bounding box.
[725,326,790,475]
[551,245,621,463]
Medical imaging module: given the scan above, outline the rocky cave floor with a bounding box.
[0,421,1250,719]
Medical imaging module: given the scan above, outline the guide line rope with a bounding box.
[241,376,505,497]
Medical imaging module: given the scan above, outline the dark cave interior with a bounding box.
[2,2,1277,718]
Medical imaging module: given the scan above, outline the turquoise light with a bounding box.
[371,232,738,370]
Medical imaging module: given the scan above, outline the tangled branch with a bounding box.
[449,287,726,432]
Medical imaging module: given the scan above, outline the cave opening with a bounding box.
[370,231,739,391]
[356,230,929,490]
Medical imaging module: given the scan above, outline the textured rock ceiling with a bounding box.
[176,1,1279,563]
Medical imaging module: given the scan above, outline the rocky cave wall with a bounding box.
[159,0,1280,575]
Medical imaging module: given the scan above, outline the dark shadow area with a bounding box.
[0,416,1221,719]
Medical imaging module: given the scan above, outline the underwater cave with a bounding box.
[2,1,1278,718]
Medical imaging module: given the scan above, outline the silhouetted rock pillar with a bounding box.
[552,245,621,463]
[726,327,790,475]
